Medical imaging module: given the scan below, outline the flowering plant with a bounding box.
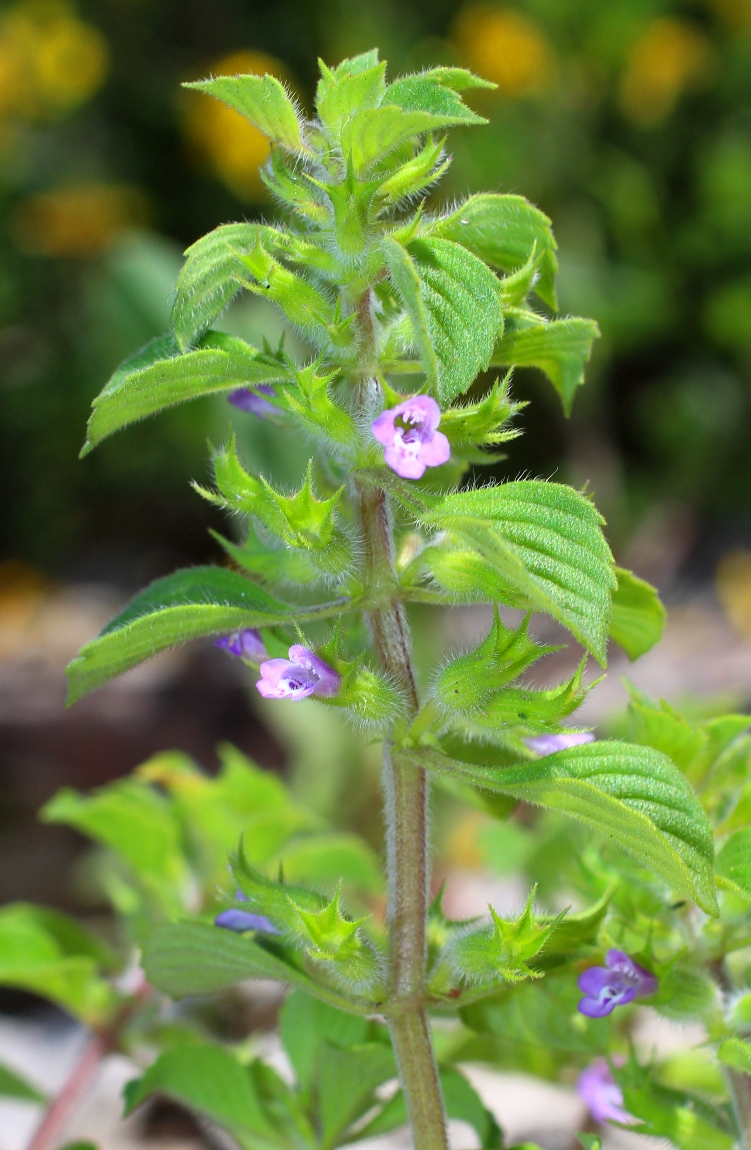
[5,49,751,1150]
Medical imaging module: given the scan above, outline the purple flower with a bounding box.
[215,628,267,661]
[523,732,596,756]
[255,644,340,701]
[371,395,450,480]
[578,949,658,1018]
[228,385,276,418]
[577,1059,637,1126]
[215,909,279,934]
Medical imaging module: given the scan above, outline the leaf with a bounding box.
[65,566,337,703]
[316,58,387,140]
[387,75,486,124]
[490,317,600,415]
[716,830,751,903]
[42,781,187,914]
[382,235,502,402]
[184,73,308,153]
[609,566,666,660]
[718,1038,751,1075]
[172,223,284,348]
[626,690,707,773]
[432,194,559,309]
[318,1041,396,1148]
[273,832,384,895]
[0,1061,45,1101]
[142,920,371,1014]
[279,989,369,1090]
[421,480,615,664]
[82,333,291,454]
[577,1137,602,1150]
[403,741,718,915]
[361,1066,500,1147]
[124,1042,279,1147]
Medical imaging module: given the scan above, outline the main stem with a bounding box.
[353,340,448,1147]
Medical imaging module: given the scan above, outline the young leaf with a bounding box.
[402,741,718,915]
[609,566,666,660]
[449,888,564,983]
[421,480,615,664]
[0,1062,45,1101]
[316,58,387,141]
[82,333,292,454]
[715,829,751,903]
[66,567,345,704]
[432,194,559,309]
[490,317,600,414]
[142,920,371,1014]
[382,235,503,402]
[387,74,486,124]
[124,1042,279,1146]
[184,73,309,154]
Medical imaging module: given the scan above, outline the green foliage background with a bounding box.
[2,0,750,576]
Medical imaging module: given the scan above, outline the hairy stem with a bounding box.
[355,460,448,1150]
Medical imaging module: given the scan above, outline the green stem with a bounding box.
[356,475,449,1150]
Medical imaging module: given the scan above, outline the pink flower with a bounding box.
[371,395,450,479]
[523,732,595,756]
[215,628,267,661]
[255,645,340,701]
[577,1059,637,1126]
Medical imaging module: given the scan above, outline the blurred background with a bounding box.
[1,0,751,957]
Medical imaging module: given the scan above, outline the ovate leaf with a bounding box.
[422,480,615,664]
[142,920,370,1014]
[716,829,751,903]
[318,1042,396,1147]
[490,317,600,414]
[184,73,308,154]
[432,194,558,309]
[65,566,332,704]
[124,1043,278,1146]
[609,566,666,660]
[404,741,718,915]
[82,333,292,454]
[382,235,502,402]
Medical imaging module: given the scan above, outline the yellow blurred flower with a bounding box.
[13,184,149,256]
[445,810,488,869]
[717,550,751,640]
[182,49,290,202]
[0,0,108,120]
[620,18,713,127]
[452,4,554,96]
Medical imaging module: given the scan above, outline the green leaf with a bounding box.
[450,887,564,984]
[577,1137,602,1150]
[65,567,340,703]
[184,73,308,153]
[609,566,666,660]
[652,965,715,1020]
[318,1041,396,1148]
[432,194,558,309]
[418,66,496,92]
[382,235,502,402]
[615,1062,734,1150]
[490,317,600,415]
[0,1061,45,1101]
[716,830,751,903]
[279,989,369,1090]
[124,1042,279,1147]
[387,75,486,124]
[718,1038,751,1075]
[42,780,187,914]
[316,58,387,141]
[142,920,371,1014]
[82,332,291,454]
[626,690,707,772]
[273,832,384,895]
[403,741,718,915]
[0,904,115,1024]
[361,1065,501,1147]
[421,480,615,664]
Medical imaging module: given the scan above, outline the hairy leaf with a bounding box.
[609,566,666,660]
[432,194,558,309]
[490,317,600,414]
[66,566,344,704]
[82,333,291,453]
[142,920,371,1014]
[422,480,615,664]
[184,73,308,153]
[382,235,502,402]
[318,1042,396,1147]
[404,741,718,914]
[716,829,751,903]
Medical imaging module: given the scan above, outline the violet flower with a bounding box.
[215,628,267,661]
[578,949,658,1018]
[228,385,276,418]
[577,1059,637,1126]
[371,395,450,480]
[215,892,278,935]
[256,644,340,701]
[523,732,595,756]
